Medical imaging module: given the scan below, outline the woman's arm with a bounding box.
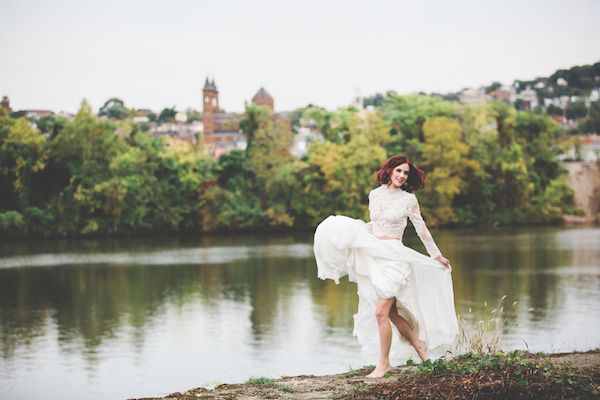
[406,194,447,265]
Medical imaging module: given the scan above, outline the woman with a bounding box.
[314,155,459,378]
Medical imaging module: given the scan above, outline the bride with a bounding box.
[314,154,459,378]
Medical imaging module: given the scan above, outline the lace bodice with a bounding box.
[368,185,442,259]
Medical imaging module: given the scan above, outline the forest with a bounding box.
[0,94,578,238]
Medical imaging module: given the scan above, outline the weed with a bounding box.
[278,385,294,393]
[246,376,276,386]
[343,364,375,377]
[454,295,530,355]
[330,391,347,400]
[407,351,598,398]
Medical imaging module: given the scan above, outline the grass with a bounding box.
[343,364,375,377]
[345,295,599,399]
[246,376,276,386]
[278,385,294,393]
[454,294,526,355]
[348,350,599,399]
[246,376,294,393]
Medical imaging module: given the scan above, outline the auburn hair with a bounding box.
[375,155,426,192]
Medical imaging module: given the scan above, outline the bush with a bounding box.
[0,210,25,237]
[23,207,53,236]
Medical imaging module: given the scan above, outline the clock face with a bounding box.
[212,98,217,107]
[204,96,209,104]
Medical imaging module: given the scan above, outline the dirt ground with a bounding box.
[131,351,600,400]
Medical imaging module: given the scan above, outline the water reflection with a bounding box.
[0,226,598,400]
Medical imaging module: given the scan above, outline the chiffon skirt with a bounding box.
[314,215,459,362]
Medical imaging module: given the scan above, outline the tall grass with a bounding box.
[453,295,534,355]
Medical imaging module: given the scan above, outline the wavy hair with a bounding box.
[374,155,426,192]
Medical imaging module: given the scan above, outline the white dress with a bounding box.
[314,185,459,362]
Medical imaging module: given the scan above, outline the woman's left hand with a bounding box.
[436,255,452,269]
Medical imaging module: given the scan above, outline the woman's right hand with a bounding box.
[436,255,452,269]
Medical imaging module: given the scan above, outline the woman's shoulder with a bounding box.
[406,192,420,207]
[368,185,386,197]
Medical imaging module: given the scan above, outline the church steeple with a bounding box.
[204,77,218,92]
[202,77,219,136]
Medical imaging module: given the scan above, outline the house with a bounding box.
[459,87,486,105]
[152,120,202,145]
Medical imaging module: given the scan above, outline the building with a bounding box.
[252,87,274,110]
[202,78,244,154]
[23,109,54,119]
[202,77,290,156]
[459,87,486,105]
[152,120,202,145]
[517,88,539,110]
[291,126,324,158]
[1,96,10,113]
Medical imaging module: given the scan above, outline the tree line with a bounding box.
[0,94,578,238]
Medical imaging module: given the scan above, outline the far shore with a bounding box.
[3,219,599,242]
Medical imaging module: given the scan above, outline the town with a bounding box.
[2,62,599,161]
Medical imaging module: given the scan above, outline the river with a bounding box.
[0,225,598,399]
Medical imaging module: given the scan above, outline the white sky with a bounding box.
[1,0,599,113]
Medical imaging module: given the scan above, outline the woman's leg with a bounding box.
[366,298,395,378]
[389,302,429,361]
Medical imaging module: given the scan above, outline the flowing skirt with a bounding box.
[314,215,459,362]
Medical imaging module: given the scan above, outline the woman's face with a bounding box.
[389,163,409,188]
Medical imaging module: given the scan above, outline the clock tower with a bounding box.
[202,78,219,136]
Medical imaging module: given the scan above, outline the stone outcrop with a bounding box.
[563,161,600,223]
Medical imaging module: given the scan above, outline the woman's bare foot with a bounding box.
[365,362,391,378]
[415,339,429,362]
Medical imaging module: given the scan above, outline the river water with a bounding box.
[0,225,599,399]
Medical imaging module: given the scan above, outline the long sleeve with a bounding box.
[406,195,442,259]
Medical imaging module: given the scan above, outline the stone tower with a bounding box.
[1,96,10,113]
[252,87,274,111]
[202,78,219,136]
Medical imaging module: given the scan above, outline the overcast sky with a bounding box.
[1,0,599,114]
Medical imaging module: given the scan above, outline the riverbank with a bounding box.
[133,350,599,400]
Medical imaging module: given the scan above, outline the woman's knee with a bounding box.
[375,307,391,322]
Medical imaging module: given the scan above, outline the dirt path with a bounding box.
[132,351,600,400]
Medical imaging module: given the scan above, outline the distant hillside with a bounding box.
[512,61,600,99]
[431,61,600,133]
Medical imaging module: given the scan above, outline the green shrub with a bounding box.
[0,210,25,236]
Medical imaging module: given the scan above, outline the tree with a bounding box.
[157,107,177,123]
[565,100,587,120]
[515,111,562,191]
[546,104,564,116]
[36,115,67,137]
[301,113,389,223]
[301,106,337,142]
[0,118,47,209]
[186,108,201,122]
[577,101,600,133]
[485,81,502,94]
[379,93,458,158]
[363,92,386,107]
[420,117,478,225]
[239,105,272,152]
[244,106,294,193]
[99,98,129,119]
